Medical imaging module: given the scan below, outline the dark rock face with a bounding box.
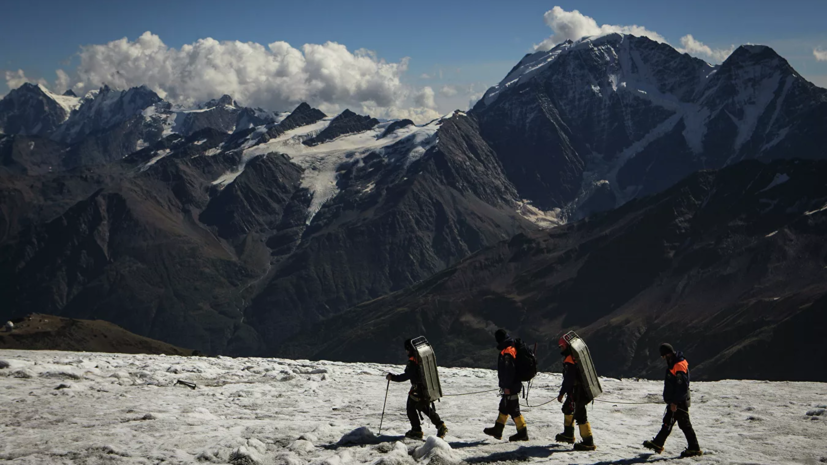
[472,36,827,219]
[279,159,827,381]
[303,109,379,146]
[245,114,536,351]
[266,103,327,139]
[199,154,308,241]
[0,84,71,136]
[176,105,240,136]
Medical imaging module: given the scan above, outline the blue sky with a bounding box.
[2,0,827,116]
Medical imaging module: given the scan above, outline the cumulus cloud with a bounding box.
[364,104,441,122]
[5,70,47,90]
[535,6,665,51]
[41,31,438,122]
[440,85,458,97]
[468,92,484,109]
[414,86,437,109]
[815,48,827,62]
[677,35,734,62]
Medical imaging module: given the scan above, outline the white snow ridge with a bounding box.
[1,350,826,464]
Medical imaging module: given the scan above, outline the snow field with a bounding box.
[1,350,825,464]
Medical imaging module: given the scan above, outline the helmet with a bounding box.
[558,336,568,349]
[495,329,508,343]
[404,339,414,352]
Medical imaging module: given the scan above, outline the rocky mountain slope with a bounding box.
[0,102,536,356]
[279,159,827,381]
[0,313,194,355]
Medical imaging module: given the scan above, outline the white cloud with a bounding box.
[41,31,438,122]
[5,70,47,90]
[815,48,827,62]
[468,92,484,109]
[440,85,458,97]
[535,6,666,51]
[420,73,432,79]
[677,35,734,63]
[364,104,441,122]
[414,86,437,109]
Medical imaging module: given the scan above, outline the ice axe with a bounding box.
[379,379,390,435]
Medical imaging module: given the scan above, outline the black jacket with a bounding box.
[390,357,423,396]
[497,339,522,393]
[558,349,582,398]
[663,352,691,405]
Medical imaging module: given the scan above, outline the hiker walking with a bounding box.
[555,335,596,450]
[483,329,529,442]
[386,339,448,439]
[643,343,703,457]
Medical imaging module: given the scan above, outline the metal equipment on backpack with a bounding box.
[562,331,603,401]
[410,336,443,402]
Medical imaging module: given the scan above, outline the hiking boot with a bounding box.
[405,429,423,440]
[573,435,596,451]
[555,426,575,444]
[643,440,665,454]
[437,423,448,439]
[680,448,703,458]
[509,428,529,442]
[483,422,505,440]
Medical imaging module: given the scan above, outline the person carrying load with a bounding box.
[386,338,448,439]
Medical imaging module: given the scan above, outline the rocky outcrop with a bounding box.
[303,109,379,146]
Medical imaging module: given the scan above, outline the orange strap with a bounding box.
[669,359,689,376]
[409,356,418,365]
[564,355,576,364]
[500,346,517,358]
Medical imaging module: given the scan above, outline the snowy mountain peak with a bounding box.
[478,34,703,108]
[724,45,788,69]
[0,82,80,136]
[201,94,237,109]
[51,85,161,143]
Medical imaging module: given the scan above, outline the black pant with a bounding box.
[498,395,521,418]
[654,402,699,449]
[561,394,588,424]
[407,396,442,431]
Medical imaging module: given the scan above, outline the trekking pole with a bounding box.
[378,379,390,435]
[525,343,538,403]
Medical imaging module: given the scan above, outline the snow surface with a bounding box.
[758,173,790,193]
[1,349,825,464]
[214,116,440,223]
[141,149,171,171]
[36,84,82,119]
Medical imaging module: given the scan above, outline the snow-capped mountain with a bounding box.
[1,36,826,378]
[0,83,81,136]
[473,34,827,219]
[0,85,287,171]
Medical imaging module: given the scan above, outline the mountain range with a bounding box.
[1,33,825,380]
